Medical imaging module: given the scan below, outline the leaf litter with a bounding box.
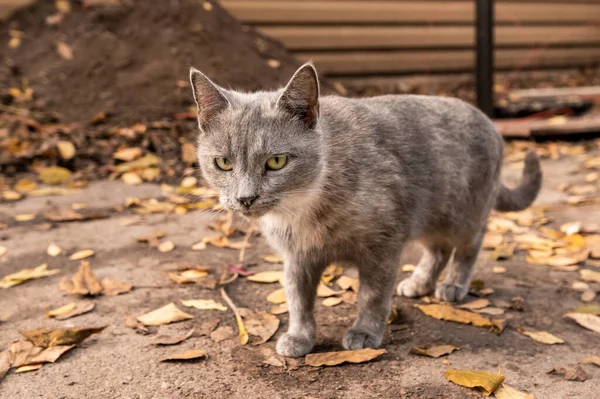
[151,328,195,346]
[517,328,564,345]
[137,303,193,326]
[305,348,386,367]
[410,345,460,358]
[45,302,95,320]
[60,261,131,296]
[445,369,505,396]
[0,264,60,289]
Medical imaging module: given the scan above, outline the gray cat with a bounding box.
[189,63,541,358]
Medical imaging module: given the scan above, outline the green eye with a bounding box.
[266,155,287,170]
[215,157,233,171]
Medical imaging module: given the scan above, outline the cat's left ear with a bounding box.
[277,63,320,129]
[189,68,230,130]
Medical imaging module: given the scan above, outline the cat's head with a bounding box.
[189,63,323,218]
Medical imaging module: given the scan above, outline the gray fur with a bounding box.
[190,63,542,357]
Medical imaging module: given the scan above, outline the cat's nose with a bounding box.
[237,195,259,208]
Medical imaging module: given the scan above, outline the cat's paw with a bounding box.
[276,333,314,358]
[342,328,383,350]
[435,283,469,302]
[396,277,432,297]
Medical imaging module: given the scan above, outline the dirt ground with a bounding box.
[1,146,599,399]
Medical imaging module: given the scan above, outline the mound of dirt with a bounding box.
[0,0,301,124]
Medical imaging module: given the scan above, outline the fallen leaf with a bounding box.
[69,249,95,260]
[262,254,283,264]
[115,154,159,173]
[305,348,386,367]
[580,269,600,283]
[220,288,249,345]
[317,283,344,298]
[416,304,503,333]
[56,0,71,13]
[181,142,196,164]
[336,275,359,292]
[517,328,564,344]
[322,264,344,283]
[322,297,343,307]
[401,264,416,272]
[59,261,102,295]
[548,364,587,381]
[560,221,582,236]
[100,278,132,296]
[581,290,596,303]
[575,304,600,315]
[267,288,286,304]
[125,315,148,334]
[493,384,534,399]
[488,242,516,261]
[409,345,459,358]
[192,235,251,251]
[0,350,9,381]
[270,303,288,315]
[113,147,142,162]
[43,205,84,222]
[168,269,208,284]
[56,40,73,60]
[1,264,60,289]
[262,355,285,368]
[161,349,206,362]
[567,184,596,196]
[0,246,6,257]
[267,59,280,68]
[210,325,235,342]
[57,141,75,160]
[458,299,490,311]
[14,178,37,193]
[493,266,506,274]
[151,328,194,346]
[445,369,505,396]
[39,166,72,185]
[14,213,36,222]
[477,307,505,316]
[564,312,600,334]
[27,187,81,197]
[571,281,590,291]
[341,291,358,304]
[483,233,504,249]
[15,364,42,373]
[7,339,74,368]
[46,302,95,320]
[180,299,227,311]
[47,244,62,257]
[244,311,280,345]
[158,240,175,253]
[2,190,21,201]
[247,271,283,283]
[121,172,142,185]
[137,303,193,326]
[20,326,105,348]
[579,356,600,367]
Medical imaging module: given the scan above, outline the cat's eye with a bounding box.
[266,155,287,170]
[215,157,233,171]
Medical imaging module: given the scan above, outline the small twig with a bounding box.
[220,287,249,345]
[238,221,256,263]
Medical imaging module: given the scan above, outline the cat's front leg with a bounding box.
[276,258,324,357]
[343,252,401,350]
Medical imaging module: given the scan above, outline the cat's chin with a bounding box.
[238,207,270,219]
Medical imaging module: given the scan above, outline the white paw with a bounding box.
[435,283,469,302]
[276,333,314,358]
[396,277,432,297]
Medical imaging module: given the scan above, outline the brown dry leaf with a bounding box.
[581,290,596,303]
[47,244,62,257]
[15,364,42,373]
[572,281,590,291]
[564,312,600,334]
[180,299,227,311]
[161,349,207,362]
[7,339,75,369]
[492,266,506,274]
[14,178,37,193]
[266,288,286,304]
[69,249,95,260]
[60,261,102,295]
[267,59,280,69]
[580,356,600,367]
[191,234,251,251]
[46,302,95,320]
[567,184,597,196]
[322,264,344,283]
[39,166,72,185]
[483,233,504,249]
[585,172,599,183]
[45,303,76,318]
[416,304,503,332]
[458,299,490,311]
[43,206,83,222]
[122,172,142,185]
[493,384,534,399]
[580,269,600,283]
[57,141,75,160]
[27,187,81,197]
[262,253,283,264]
[305,348,386,367]
[322,297,343,307]
[210,325,235,342]
[56,41,73,60]
[168,269,208,284]
[244,311,280,345]
[247,271,283,283]
[560,221,582,236]
[548,364,587,381]
[2,190,22,201]
[477,307,505,316]
[445,368,505,396]
[1,264,60,289]
[270,303,288,315]
[317,283,344,298]
[113,147,142,162]
[0,245,6,258]
[115,154,159,173]
[137,303,193,326]
[336,275,359,292]
[262,355,285,368]
[517,328,564,344]
[55,0,71,13]
[14,213,36,222]
[20,326,105,348]
[100,278,132,296]
[125,315,148,334]
[488,242,516,261]
[181,142,196,164]
[220,288,249,345]
[158,240,175,253]
[410,345,459,358]
[342,291,358,304]
[575,304,600,315]
[151,328,194,346]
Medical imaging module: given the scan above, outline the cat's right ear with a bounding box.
[277,63,320,129]
[189,68,230,130]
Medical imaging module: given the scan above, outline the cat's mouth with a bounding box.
[237,199,280,218]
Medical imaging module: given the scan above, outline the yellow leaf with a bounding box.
[151,328,194,346]
[47,244,62,257]
[180,176,197,188]
[247,271,283,283]
[322,297,343,307]
[580,269,600,283]
[560,221,582,236]
[161,349,206,362]
[494,384,534,399]
[7,339,74,369]
[409,345,459,358]
[0,264,60,289]
[59,260,102,295]
[20,326,105,348]
[220,287,249,345]
[0,245,6,257]
[115,154,159,173]
[45,302,76,318]
[401,263,416,272]
[192,234,250,251]
[336,275,359,292]
[137,303,193,326]
[56,40,73,60]
[317,283,344,298]
[305,348,386,367]
[483,233,504,249]
[181,142,196,164]
[445,368,505,396]
[39,166,72,185]
[270,303,288,315]
[27,187,80,197]
[261,253,283,264]
[564,312,600,334]
[45,302,95,320]
[415,304,503,332]
[14,178,37,193]
[100,278,132,296]
[567,184,597,196]
[113,147,142,162]
[2,190,22,201]
[458,299,490,311]
[57,141,76,160]
[180,299,227,311]
[69,249,95,260]
[579,356,600,367]
[575,304,600,315]
[158,240,175,253]
[121,172,142,185]
[266,288,286,304]
[517,328,564,344]
[14,213,36,222]
[8,36,21,49]
[243,310,280,345]
[55,0,71,13]
[15,364,42,373]
[167,269,208,284]
[493,266,506,274]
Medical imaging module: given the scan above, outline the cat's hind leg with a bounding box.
[396,244,453,298]
[435,232,484,302]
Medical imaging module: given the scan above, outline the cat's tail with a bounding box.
[495,150,542,212]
